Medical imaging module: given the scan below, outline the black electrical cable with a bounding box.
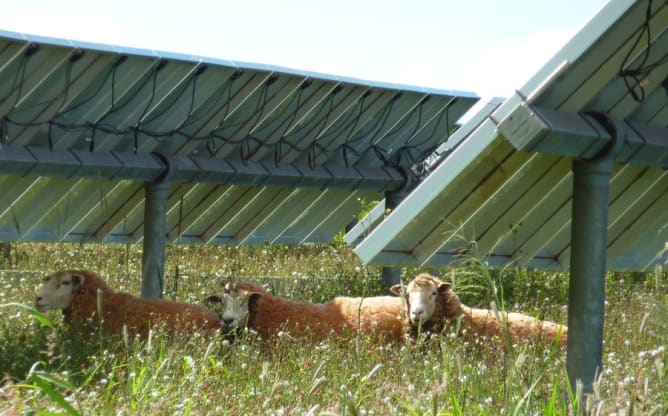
[0,46,34,109]
[0,44,446,169]
[273,87,305,164]
[619,0,667,103]
[408,96,456,150]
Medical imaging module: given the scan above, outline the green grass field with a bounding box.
[0,243,665,415]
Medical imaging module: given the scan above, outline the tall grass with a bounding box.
[0,243,665,415]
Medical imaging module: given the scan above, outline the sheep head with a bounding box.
[35,270,86,312]
[205,282,264,328]
[390,273,452,326]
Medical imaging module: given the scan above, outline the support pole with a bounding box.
[141,154,173,299]
[567,114,618,399]
[381,190,406,287]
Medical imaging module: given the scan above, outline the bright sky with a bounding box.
[2,0,608,99]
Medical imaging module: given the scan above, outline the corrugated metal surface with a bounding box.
[353,0,668,271]
[0,30,478,244]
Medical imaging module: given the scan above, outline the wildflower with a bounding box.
[622,375,634,385]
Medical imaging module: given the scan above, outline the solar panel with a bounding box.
[0,29,478,244]
[352,0,668,271]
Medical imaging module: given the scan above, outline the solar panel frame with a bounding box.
[0,28,478,245]
[351,0,668,271]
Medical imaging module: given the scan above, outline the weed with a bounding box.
[0,242,665,414]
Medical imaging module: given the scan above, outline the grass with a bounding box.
[0,242,666,415]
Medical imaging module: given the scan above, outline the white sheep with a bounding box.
[35,270,222,338]
[390,273,567,347]
[206,281,404,343]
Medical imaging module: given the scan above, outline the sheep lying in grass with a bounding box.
[206,281,404,343]
[35,270,222,338]
[390,273,567,348]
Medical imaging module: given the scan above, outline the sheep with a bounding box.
[390,273,568,348]
[205,281,405,343]
[35,270,222,338]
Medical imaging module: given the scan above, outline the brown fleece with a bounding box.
[61,270,221,338]
[403,273,568,348]
[238,282,404,343]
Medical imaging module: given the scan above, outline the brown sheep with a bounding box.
[206,281,404,343]
[390,273,567,348]
[35,270,222,338]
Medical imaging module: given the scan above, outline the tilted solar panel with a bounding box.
[0,30,478,244]
[352,0,668,271]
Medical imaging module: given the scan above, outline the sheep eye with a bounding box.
[61,281,71,286]
[432,291,437,296]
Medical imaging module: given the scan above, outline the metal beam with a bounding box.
[0,144,406,191]
[497,104,668,168]
[381,190,405,287]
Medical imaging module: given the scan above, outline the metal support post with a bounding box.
[567,113,618,400]
[141,154,173,299]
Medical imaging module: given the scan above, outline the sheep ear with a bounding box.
[71,272,85,288]
[389,284,403,295]
[222,282,235,293]
[246,291,263,303]
[437,282,452,293]
[204,294,222,304]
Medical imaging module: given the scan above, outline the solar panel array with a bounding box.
[0,30,477,244]
[352,0,668,271]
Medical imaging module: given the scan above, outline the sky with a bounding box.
[2,0,608,100]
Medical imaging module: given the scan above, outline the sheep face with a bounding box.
[390,276,451,325]
[35,270,85,312]
[206,282,260,328]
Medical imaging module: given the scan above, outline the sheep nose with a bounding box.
[223,318,234,325]
[35,295,42,303]
[411,309,424,320]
